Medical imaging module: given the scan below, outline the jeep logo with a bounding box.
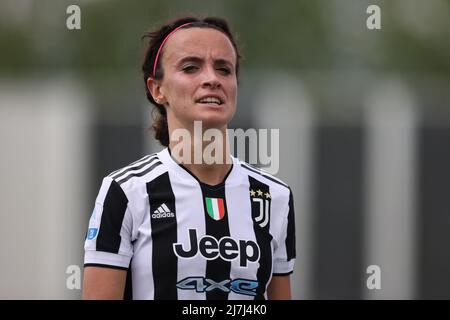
[173,229,260,267]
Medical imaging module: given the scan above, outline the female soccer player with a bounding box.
[82,16,296,300]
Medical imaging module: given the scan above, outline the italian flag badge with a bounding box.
[205,197,225,221]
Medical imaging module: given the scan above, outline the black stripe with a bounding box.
[313,126,363,299]
[123,266,133,300]
[273,271,293,276]
[83,263,128,271]
[96,180,128,253]
[241,163,289,188]
[248,176,273,300]
[111,155,158,180]
[109,154,153,178]
[286,188,296,261]
[200,182,231,300]
[117,161,162,185]
[147,172,178,300]
[418,126,450,298]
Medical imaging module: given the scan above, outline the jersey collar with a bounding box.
[159,147,241,187]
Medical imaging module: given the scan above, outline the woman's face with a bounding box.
[154,27,238,131]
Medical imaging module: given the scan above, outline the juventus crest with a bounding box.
[250,188,271,228]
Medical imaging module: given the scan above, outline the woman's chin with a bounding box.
[196,116,231,130]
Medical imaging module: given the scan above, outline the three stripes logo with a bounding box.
[205,197,225,221]
[250,189,271,228]
[152,203,174,219]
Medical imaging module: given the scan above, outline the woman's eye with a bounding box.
[217,68,231,75]
[182,66,198,73]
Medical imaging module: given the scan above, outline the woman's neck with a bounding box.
[182,160,232,186]
[168,126,232,186]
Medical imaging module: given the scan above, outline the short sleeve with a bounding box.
[272,188,296,275]
[84,177,133,269]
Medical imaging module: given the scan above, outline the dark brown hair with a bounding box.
[142,16,241,146]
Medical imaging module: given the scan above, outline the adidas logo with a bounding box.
[152,203,174,219]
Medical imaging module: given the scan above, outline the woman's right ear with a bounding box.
[147,77,166,104]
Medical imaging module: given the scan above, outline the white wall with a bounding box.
[0,78,91,299]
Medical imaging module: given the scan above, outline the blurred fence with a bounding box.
[1,71,449,299]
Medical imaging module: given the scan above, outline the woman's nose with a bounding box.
[201,67,221,89]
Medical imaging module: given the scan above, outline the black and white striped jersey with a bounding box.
[84,147,296,300]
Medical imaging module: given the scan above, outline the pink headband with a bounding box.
[152,22,194,78]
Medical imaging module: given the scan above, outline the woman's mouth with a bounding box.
[196,96,223,105]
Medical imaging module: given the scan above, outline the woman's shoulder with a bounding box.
[236,158,292,195]
[104,152,166,190]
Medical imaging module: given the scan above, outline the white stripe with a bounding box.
[253,74,314,299]
[226,176,258,300]
[115,158,160,182]
[170,171,207,300]
[212,198,220,220]
[109,154,153,178]
[161,203,170,213]
[241,163,287,187]
[363,79,417,299]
